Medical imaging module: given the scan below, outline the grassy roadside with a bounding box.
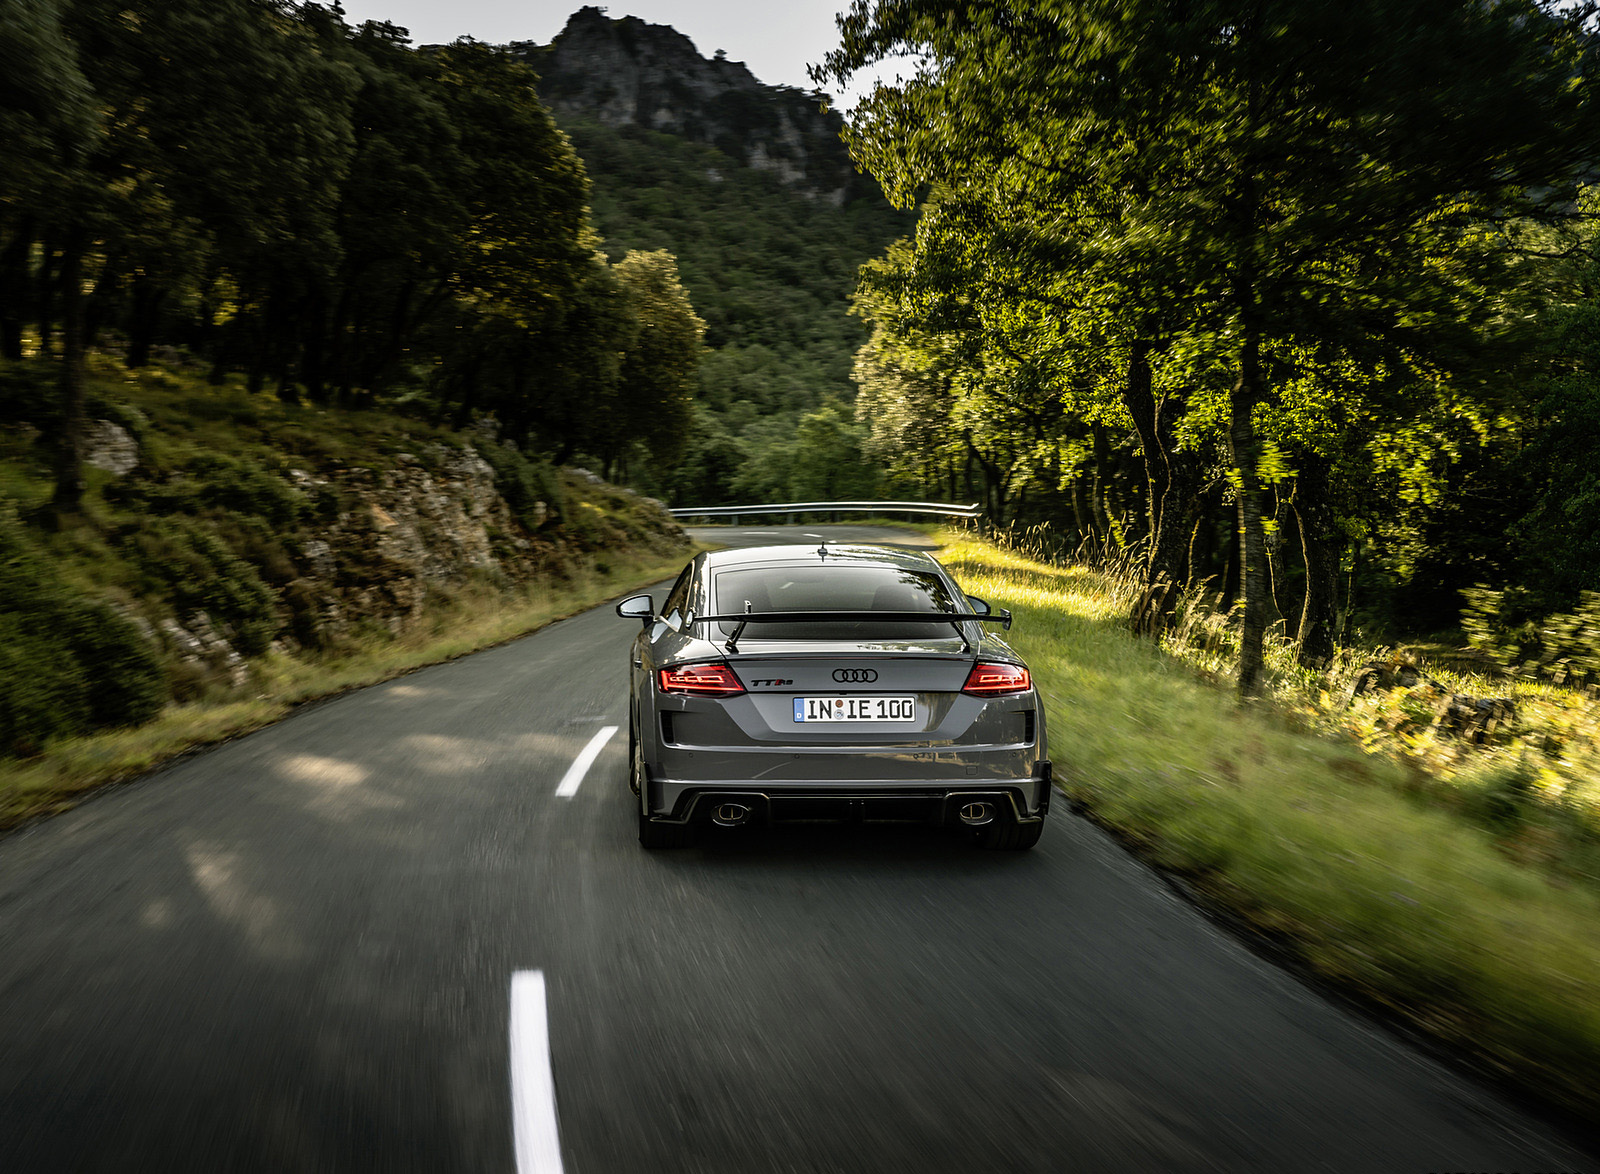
[0,545,698,832]
[938,535,1600,1119]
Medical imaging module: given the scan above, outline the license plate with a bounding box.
[793,696,916,722]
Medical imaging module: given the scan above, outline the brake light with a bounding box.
[962,662,1031,695]
[659,663,746,696]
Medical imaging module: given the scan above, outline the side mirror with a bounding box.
[616,594,653,624]
[966,596,992,616]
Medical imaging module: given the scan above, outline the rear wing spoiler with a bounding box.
[691,608,1012,654]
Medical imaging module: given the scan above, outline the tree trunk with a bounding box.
[84,250,118,349]
[302,292,328,405]
[127,274,164,368]
[328,281,355,404]
[1119,459,1148,552]
[1089,424,1112,546]
[1265,488,1290,634]
[35,237,56,357]
[244,299,266,394]
[1229,17,1270,697]
[1220,510,1239,611]
[1123,341,1203,634]
[196,265,228,384]
[501,343,531,437]
[270,288,299,405]
[1340,540,1360,644]
[1272,487,1303,635]
[1230,324,1269,697]
[450,357,481,430]
[51,231,88,519]
[1293,452,1341,666]
[965,435,1006,529]
[366,277,417,397]
[1192,478,1229,594]
[0,217,34,361]
[1188,515,1205,592]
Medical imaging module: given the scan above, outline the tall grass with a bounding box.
[974,523,1600,889]
[940,533,1600,1117]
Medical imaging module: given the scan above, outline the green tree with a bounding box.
[501,249,634,458]
[0,0,95,361]
[820,0,1600,693]
[1,0,102,518]
[1509,192,1600,603]
[19,0,362,511]
[309,14,466,401]
[792,399,881,500]
[553,114,910,501]
[605,249,706,478]
[435,40,590,320]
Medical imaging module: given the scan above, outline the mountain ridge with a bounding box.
[517,6,866,205]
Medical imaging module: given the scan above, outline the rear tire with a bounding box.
[632,712,694,847]
[979,817,1044,851]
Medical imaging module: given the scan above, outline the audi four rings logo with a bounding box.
[832,668,878,683]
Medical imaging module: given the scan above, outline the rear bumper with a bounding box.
[646,760,1053,827]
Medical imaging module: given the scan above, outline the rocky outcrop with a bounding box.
[83,419,139,477]
[351,447,525,583]
[85,431,684,680]
[524,6,864,206]
[275,446,684,650]
[273,446,531,648]
[160,614,250,690]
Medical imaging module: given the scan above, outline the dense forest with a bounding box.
[0,0,712,752]
[1,0,705,506]
[1,0,915,507]
[818,0,1600,691]
[553,115,910,505]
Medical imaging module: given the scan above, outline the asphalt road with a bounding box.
[0,524,1593,1172]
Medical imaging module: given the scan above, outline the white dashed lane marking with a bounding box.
[510,970,565,1173]
[554,726,618,798]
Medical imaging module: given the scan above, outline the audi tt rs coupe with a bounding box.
[615,543,1051,849]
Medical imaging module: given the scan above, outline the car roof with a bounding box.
[700,544,944,574]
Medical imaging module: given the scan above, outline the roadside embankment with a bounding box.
[0,352,696,830]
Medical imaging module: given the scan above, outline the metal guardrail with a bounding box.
[668,499,983,521]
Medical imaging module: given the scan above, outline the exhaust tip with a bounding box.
[712,803,752,827]
[959,801,996,827]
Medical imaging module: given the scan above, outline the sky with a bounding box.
[331,1,875,98]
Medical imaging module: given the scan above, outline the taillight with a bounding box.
[962,662,1031,695]
[659,662,746,696]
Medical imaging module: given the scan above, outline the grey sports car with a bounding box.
[615,542,1050,849]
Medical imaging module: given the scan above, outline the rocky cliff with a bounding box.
[520,7,865,206]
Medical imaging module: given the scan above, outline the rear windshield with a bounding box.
[711,565,962,640]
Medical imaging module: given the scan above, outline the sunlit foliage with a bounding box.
[817,0,1600,690]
